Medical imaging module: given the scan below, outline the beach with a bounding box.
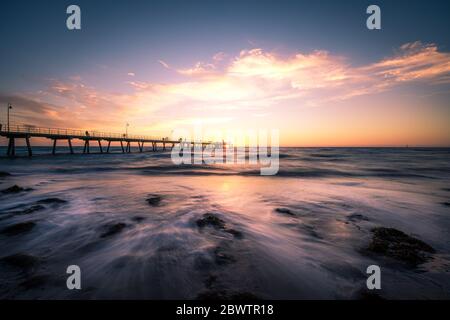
[0,147,449,299]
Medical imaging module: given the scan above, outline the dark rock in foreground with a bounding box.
[225,228,243,239]
[366,227,435,266]
[197,213,226,229]
[0,253,40,270]
[131,216,146,222]
[0,171,11,178]
[347,213,369,222]
[1,185,25,194]
[1,221,36,236]
[100,222,127,238]
[196,213,243,239]
[19,205,45,215]
[275,208,295,216]
[213,246,236,265]
[37,198,67,205]
[146,194,162,206]
[20,274,50,289]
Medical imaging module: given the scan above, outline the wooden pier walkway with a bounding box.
[0,124,210,157]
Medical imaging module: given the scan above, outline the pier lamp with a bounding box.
[7,103,12,132]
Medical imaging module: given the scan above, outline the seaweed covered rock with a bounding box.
[274,208,295,216]
[366,227,435,266]
[196,213,226,229]
[0,253,40,270]
[0,171,11,178]
[196,213,243,239]
[1,185,25,194]
[37,198,67,205]
[100,222,127,238]
[146,194,163,206]
[1,221,36,236]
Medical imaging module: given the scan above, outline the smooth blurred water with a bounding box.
[0,147,449,299]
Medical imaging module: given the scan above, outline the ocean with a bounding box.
[0,147,449,299]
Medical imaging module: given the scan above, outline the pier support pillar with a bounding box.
[7,137,15,157]
[120,141,124,153]
[139,142,143,152]
[68,139,74,154]
[98,140,103,153]
[106,141,111,153]
[52,139,57,155]
[126,141,131,153]
[26,136,32,157]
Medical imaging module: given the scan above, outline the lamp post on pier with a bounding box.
[7,103,12,132]
[126,123,129,138]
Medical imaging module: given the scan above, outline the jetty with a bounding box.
[0,124,211,157]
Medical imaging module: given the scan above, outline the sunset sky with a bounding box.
[0,0,449,146]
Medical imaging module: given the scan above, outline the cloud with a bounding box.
[158,60,170,69]
[127,72,135,77]
[177,61,217,77]
[4,42,449,134]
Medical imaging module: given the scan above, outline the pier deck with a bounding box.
[0,124,210,157]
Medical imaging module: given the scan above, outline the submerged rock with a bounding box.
[0,171,11,178]
[213,246,236,265]
[441,202,450,207]
[196,213,243,239]
[19,274,50,289]
[275,208,295,216]
[146,194,163,206]
[225,228,243,239]
[36,198,67,205]
[1,221,36,236]
[197,213,226,229]
[131,216,146,222]
[347,213,369,222]
[366,227,435,266]
[100,222,127,238]
[20,205,45,215]
[1,185,25,194]
[0,253,40,270]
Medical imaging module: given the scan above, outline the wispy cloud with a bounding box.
[3,42,450,135]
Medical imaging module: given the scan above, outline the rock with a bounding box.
[20,205,45,215]
[213,246,236,265]
[0,172,11,178]
[196,213,244,239]
[1,221,36,236]
[275,208,295,216]
[347,213,369,222]
[366,227,435,266]
[131,216,145,222]
[36,198,67,205]
[1,185,25,194]
[146,194,162,206]
[100,222,127,238]
[225,228,243,239]
[0,253,39,270]
[441,202,450,207]
[19,274,49,289]
[197,213,226,229]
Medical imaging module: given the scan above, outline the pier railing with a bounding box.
[0,124,168,141]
